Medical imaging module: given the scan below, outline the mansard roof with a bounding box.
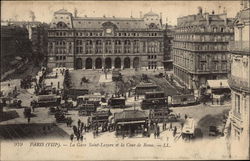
[72,17,149,30]
[54,9,72,14]
[144,11,159,17]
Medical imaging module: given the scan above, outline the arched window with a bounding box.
[149,23,158,29]
[57,22,68,29]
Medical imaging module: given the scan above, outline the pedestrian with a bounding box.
[84,124,87,132]
[70,134,74,141]
[173,126,177,137]
[80,122,84,133]
[157,125,160,138]
[93,130,96,138]
[78,119,81,128]
[185,114,188,120]
[216,99,219,105]
[27,117,31,124]
[181,122,184,129]
[169,122,172,131]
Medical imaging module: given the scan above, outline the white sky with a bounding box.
[1,1,241,25]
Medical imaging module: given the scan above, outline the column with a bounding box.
[130,56,133,69]
[82,58,85,70]
[145,41,148,53]
[111,58,114,69]
[93,39,96,54]
[93,57,96,69]
[102,58,105,69]
[102,41,105,55]
[121,57,124,69]
[121,40,125,54]
[82,41,86,54]
[52,42,55,55]
[66,42,69,55]
[131,40,134,54]
[112,40,115,54]
[71,42,74,54]
[139,41,143,53]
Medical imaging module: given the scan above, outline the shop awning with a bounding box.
[207,80,229,89]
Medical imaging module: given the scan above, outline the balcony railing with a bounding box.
[229,41,250,53]
[228,75,250,93]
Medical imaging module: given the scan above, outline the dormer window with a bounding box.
[57,22,68,29]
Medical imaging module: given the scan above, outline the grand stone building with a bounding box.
[173,8,234,91]
[47,9,164,70]
[228,0,250,158]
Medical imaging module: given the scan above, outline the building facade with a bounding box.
[47,9,164,70]
[163,23,174,71]
[31,23,49,64]
[228,0,250,158]
[173,8,234,91]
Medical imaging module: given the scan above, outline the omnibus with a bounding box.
[91,110,111,124]
[36,95,61,107]
[182,117,195,139]
[135,83,158,95]
[149,108,173,123]
[64,88,89,100]
[77,94,106,107]
[170,94,198,107]
[141,91,168,109]
[108,97,126,108]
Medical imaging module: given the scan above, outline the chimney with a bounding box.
[74,8,78,17]
[243,0,248,9]
[240,0,244,9]
[140,11,142,18]
[160,12,162,19]
[223,7,226,14]
[198,6,203,15]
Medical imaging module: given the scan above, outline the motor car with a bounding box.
[167,113,178,122]
[209,126,219,136]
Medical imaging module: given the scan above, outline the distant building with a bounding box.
[31,23,49,64]
[228,0,250,158]
[47,9,164,70]
[1,20,42,39]
[163,23,174,70]
[173,8,234,92]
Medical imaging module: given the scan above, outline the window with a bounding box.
[220,27,224,32]
[235,94,241,114]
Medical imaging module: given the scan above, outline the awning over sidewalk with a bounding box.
[207,80,229,89]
